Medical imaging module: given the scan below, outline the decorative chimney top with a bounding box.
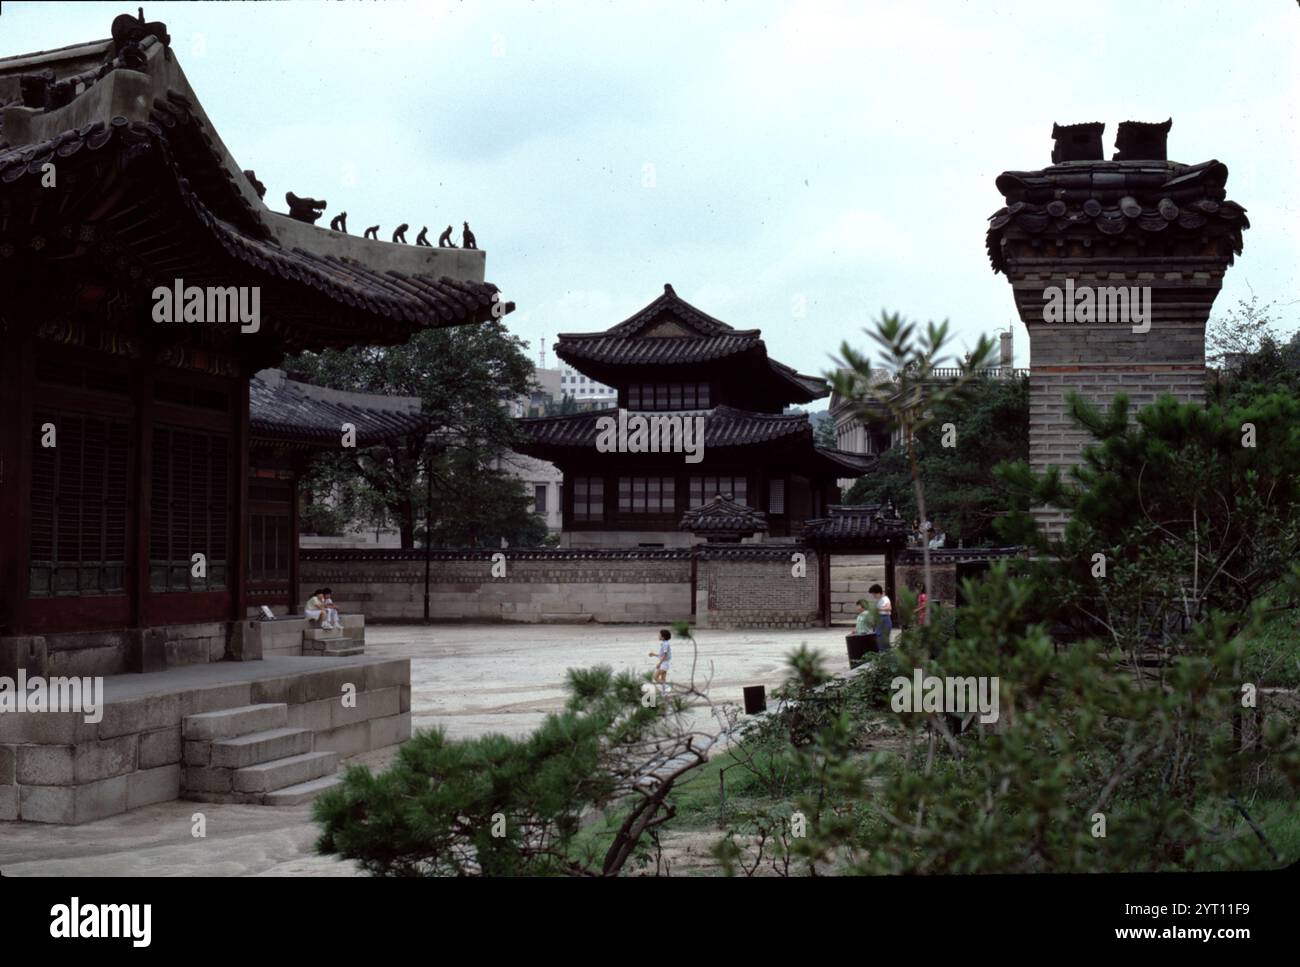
[1113,118,1172,161]
[1050,121,1105,163]
[986,118,1248,275]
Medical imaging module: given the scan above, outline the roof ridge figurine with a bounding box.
[438,225,456,247]
[392,223,408,244]
[285,191,326,224]
[329,212,348,234]
[242,170,267,199]
[364,225,379,240]
[462,221,477,249]
[415,226,431,246]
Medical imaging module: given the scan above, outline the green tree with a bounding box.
[713,379,1300,875]
[831,313,996,598]
[286,322,544,548]
[995,391,1300,648]
[844,373,1029,544]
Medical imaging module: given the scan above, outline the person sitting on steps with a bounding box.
[305,588,341,631]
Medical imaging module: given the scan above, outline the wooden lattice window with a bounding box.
[689,475,748,508]
[618,476,676,513]
[248,513,290,582]
[28,410,130,596]
[572,477,604,522]
[150,425,230,591]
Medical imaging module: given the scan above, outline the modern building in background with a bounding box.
[515,284,875,547]
[559,361,616,402]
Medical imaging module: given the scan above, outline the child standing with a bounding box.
[648,628,672,696]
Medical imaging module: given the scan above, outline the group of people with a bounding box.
[909,518,947,549]
[305,588,342,630]
[855,582,928,643]
[855,584,893,641]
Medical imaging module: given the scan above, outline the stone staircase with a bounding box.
[180,703,343,806]
[259,613,366,658]
[302,625,364,657]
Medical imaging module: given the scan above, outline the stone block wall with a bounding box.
[896,561,958,614]
[3,622,237,682]
[302,547,827,628]
[301,549,693,624]
[695,547,820,629]
[1007,258,1231,537]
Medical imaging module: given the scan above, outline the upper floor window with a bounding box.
[768,478,785,515]
[572,477,604,522]
[628,382,710,411]
[618,477,676,513]
[690,476,746,508]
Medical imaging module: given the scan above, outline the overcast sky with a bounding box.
[5,1,1298,403]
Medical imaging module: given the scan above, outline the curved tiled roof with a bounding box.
[554,284,828,404]
[606,283,737,338]
[0,100,508,334]
[515,405,876,477]
[249,370,431,447]
[802,504,910,545]
[769,358,829,398]
[679,494,768,535]
[986,158,1248,274]
[559,332,761,366]
[516,405,814,449]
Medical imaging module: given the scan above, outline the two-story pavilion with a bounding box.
[515,285,874,547]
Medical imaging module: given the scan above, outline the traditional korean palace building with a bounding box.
[515,284,875,547]
[0,13,509,675]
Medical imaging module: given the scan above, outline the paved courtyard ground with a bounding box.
[0,622,850,877]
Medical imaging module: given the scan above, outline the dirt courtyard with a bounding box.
[0,622,850,877]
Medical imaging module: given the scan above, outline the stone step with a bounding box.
[232,750,339,794]
[322,644,365,657]
[304,628,347,641]
[183,703,287,741]
[263,774,345,807]
[209,727,314,769]
[304,642,365,657]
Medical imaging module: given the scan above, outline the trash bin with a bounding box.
[846,633,877,667]
[743,685,767,714]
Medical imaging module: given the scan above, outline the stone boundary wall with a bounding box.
[301,549,693,624]
[694,546,820,630]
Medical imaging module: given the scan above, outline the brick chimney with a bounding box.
[986,120,1249,537]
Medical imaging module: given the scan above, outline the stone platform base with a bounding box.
[0,654,409,824]
[262,614,365,657]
